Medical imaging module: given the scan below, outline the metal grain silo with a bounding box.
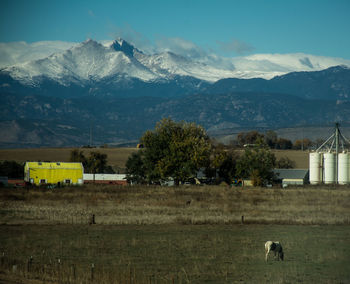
[338,152,350,185]
[323,153,336,184]
[309,152,322,184]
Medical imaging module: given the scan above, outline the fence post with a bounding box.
[91,263,94,282]
[241,215,244,224]
[58,259,61,283]
[1,252,4,267]
[27,256,33,274]
[90,214,96,225]
[72,264,76,280]
[42,263,45,282]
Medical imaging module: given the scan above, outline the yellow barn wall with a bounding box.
[30,169,82,185]
[25,162,83,185]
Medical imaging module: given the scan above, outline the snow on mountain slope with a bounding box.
[3,39,158,85]
[136,51,237,82]
[227,53,350,78]
[1,38,350,85]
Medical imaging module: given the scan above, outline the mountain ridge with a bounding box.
[1,38,350,147]
[1,90,350,148]
[1,38,350,86]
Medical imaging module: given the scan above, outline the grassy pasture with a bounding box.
[0,224,349,283]
[0,185,349,283]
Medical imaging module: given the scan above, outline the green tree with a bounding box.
[69,149,110,173]
[206,143,227,179]
[127,118,211,185]
[86,151,108,174]
[204,143,239,184]
[236,146,276,186]
[276,157,296,169]
[217,150,238,184]
[69,149,87,165]
[0,161,24,179]
[237,131,265,147]
[265,130,278,148]
[125,151,146,184]
[293,138,313,150]
[276,138,293,150]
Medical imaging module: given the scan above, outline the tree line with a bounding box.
[232,130,315,150]
[69,150,114,174]
[125,118,296,186]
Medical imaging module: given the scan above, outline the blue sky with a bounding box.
[1,0,350,59]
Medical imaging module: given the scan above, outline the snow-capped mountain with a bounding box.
[2,39,158,86]
[1,38,350,148]
[1,38,350,87]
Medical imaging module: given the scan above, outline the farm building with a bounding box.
[83,173,127,185]
[273,169,309,187]
[24,162,84,186]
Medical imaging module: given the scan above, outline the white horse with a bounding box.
[265,241,284,261]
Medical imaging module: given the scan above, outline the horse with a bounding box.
[265,241,284,262]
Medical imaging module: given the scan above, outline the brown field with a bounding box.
[0,185,349,283]
[1,184,349,226]
[0,147,309,170]
[271,149,309,168]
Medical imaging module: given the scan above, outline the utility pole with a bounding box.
[335,122,339,184]
[301,127,304,151]
[89,120,93,147]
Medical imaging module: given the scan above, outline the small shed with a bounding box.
[273,169,309,187]
[24,162,84,186]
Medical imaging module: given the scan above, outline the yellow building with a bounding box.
[24,162,84,186]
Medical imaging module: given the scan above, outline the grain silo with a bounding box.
[309,152,322,185]
[323,153,336,184]
[338,152,350,184]
[309,123,350,184]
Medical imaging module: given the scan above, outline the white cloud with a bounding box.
[217,39,255,55]
[0,41,77,68]
[154,37,206,59]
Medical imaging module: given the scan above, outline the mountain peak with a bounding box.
[77,38,104,51]
[110,38,140,57]
[82,38,99,45]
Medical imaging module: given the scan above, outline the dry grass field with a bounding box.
[0,148,348,283]
[0,185,349,283]
[1,185,349,226]
[271,150,309,168]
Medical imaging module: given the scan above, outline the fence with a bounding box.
[4,208,100,225]
[0,253,183,283]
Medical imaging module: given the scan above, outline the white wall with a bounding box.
[83,173,126,181]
